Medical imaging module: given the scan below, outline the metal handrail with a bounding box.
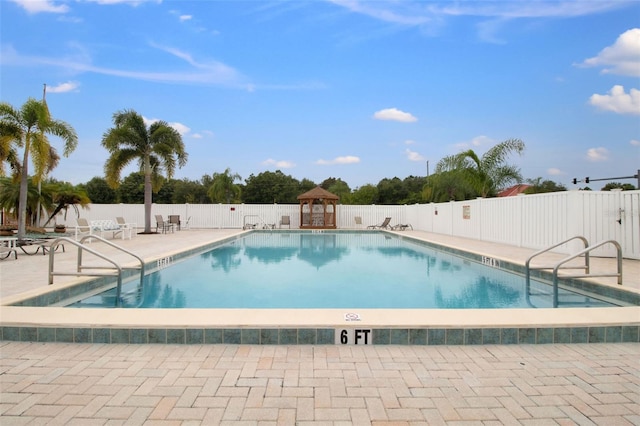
[551,240,623,307]
[525,236,590,290]
[48,236,145,307]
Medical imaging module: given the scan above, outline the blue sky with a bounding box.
[1,0,639,191]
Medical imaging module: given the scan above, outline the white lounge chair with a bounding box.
[116,217,137,237]
[74,218,92,240]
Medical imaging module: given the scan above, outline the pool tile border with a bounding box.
[1,325,638,345]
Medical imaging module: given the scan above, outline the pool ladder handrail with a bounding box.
[525,236,623,308]
[48,235,145,307]
[550,240,622,307]
[525,236,590,283]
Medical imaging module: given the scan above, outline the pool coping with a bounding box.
[1,230,639,345]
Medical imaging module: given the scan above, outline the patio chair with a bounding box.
[74,218,92,240]
[280,215,291,229]
[18,238,65,256]
[183,216,191,230]
[391,223,413,231]
[168,215,181,231]
[0,236,18,260]
[367,217,392,230]
[116,217,136,238]
[155,215,174,233]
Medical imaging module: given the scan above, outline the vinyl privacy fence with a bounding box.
[56,190,639,259]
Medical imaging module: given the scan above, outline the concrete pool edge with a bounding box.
[1,306,638,345]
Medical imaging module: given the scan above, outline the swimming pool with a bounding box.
[2,229,638,345]
[69,231,615,309]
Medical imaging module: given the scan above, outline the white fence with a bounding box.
[55,190,640,259]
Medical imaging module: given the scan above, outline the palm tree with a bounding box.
[0,98,77,240]
[0,136,21,176]
[102,109,187,233]
[0,177,49,226]
[43,182,91,226]
[435,138,525,198]
[208,168,242,203]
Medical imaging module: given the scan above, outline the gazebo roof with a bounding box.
[297,186,339,200]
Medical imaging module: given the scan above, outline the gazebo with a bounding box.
[297,186,339,229]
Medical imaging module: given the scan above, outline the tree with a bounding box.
[117,172,145,203]
[435,138,525,198]
[326,179,351,203]
[524,177,567,194]
[172,178,210,203]
[208,168,242,203]
[0,137,20,177]
[601,182,636,191]
[80,177,117,204]
[377,177,408,204]
[43,181,91,226]
[298,178,317,194]
[102,110,187,233]
[243,170,301,203]
[0,176,54,227]
[401,176,428,204]
[155,178,176,204]
[0,98,77,240]
[423,170,476,202]
[350,184,378,205]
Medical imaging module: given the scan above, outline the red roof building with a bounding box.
[497,184,531,197]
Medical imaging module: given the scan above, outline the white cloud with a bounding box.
[10,0,161,13]
[10,0,68,14]
[329,1,627,43]
[46,81,80,93]
[263,159,296,168]
[179,15,192,22]
[579,28,640,77]
[631,139,640,146]
[316,156,361,165]
[547,168,564,176]
[143,116,191,136]
[85,0,161,5]
[586,147,609,162]
[589,85,640,115]
[405,149,425,162]
[329,0,431,25]
[169,122,190,136]
[373,108,417,123]
[453,135,493,151]
[330,1,623,24]
[470,135,491,146]
[2,43,244,87]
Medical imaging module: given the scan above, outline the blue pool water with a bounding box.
[70,231,615,309]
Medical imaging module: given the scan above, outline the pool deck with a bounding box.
[1,229,639,424]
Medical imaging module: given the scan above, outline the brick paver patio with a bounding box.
[1,341,638,424]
